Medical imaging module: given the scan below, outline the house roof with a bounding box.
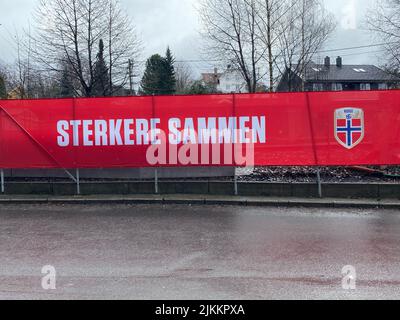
[292,62,397,82]
[201,72,222,84]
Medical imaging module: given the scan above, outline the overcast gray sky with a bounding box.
[0,0,380,74]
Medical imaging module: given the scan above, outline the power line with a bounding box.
[339,49,387,57]
[0,29,394,71]
[136,43,396,64]
[315,42,397,54]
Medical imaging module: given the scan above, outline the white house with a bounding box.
[218,66,247,93]
[201,66,247,93]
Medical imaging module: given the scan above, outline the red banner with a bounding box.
[0,91,399,169]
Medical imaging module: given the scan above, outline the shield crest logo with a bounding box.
[334,108,365,150]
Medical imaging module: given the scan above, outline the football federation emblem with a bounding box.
[334,108,364,150]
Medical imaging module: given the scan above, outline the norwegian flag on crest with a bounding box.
[334,108,365,150]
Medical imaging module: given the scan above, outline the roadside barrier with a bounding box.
[0,91,399,195]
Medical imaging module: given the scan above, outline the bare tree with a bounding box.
[199,0,264,93]
[276,0,336,91]
[29,0,141,97]
[0,63,7,99]
[0,28,56,99]
[106,0,141,95]
[5,29,35,99]
[255,0,295,91]
[199,0,334,93]
[366,0,400,75]
[175,62,194,94]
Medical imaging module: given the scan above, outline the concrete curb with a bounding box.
[1,195,399,209]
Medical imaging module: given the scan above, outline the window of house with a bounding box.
[360,83,371,91]
[379,83,388,90]
[226,84,230,91]
[313,83,324,91]
[332,83,343,91]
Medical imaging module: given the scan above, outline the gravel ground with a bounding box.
[238,166,400,183]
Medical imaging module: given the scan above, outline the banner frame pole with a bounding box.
[64,169,77,183]
[305,92,323,198]
[234,168,238,196]
[316,169,322,198]
[1,169,4,194]
[151,94,159,195]
[154,169,158,194]
[76,168,80,195]
[232,93,239,196]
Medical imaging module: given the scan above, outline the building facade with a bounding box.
[277,56,399,92]
[202,66,247,93]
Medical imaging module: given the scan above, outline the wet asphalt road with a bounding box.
[0,204,400,300]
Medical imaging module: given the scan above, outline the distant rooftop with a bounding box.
[292,58,397,82]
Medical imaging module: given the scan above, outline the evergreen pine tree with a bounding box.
[59,62,74,98]
[0,74,6,99]
[140,49,177,96]
[92,39,111,97]
[164,47,176,94]
[140,54,167,95]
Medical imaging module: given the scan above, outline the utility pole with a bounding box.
[128,59,135,96]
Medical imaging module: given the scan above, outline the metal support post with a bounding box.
[1,169,4,194]
[155,169,159,194]
[316,168,322,198]
[234,168,238,196]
